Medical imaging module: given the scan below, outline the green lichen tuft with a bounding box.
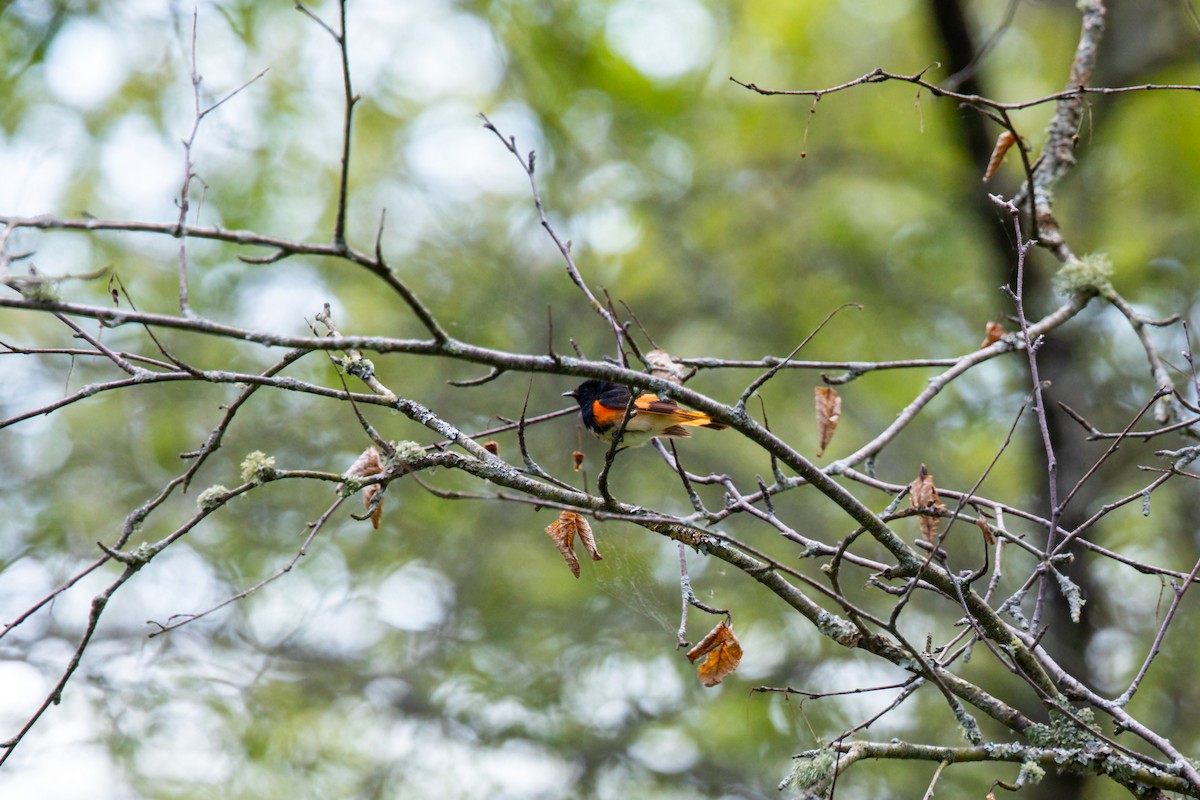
[1053,253,1113,297]
[1017,760,1046,786]
[1026,707,1097,749]
[392,440,426,464]
[197,485,230,510]
[780,748,836,792]
[955,705,983,744]
[240,451,276,484]
[22,282,61,302]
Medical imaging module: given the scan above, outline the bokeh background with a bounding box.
[2,1,1199,797]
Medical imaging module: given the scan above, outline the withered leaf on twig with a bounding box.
[645,348,688,384]
[345,446,384,479]
[545,510,602,578]
[983,130,1017,183]
[343,446,386,529]
[815,386,841,458]
[363,486,384,528]
[686,620,743,687]
[980,321,1007,348]
[908,464,946,542]
[975,514,995,546]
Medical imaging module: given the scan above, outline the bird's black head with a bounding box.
[563,379,607,408]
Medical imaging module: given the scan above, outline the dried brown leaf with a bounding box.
[346,446,384,478]
[572,451,585,471]
[917,515,940,543]
[483,440,500,455]
[645,348,687,384]
[364,485,383,529]
[576,516,602,563]
[552,535,580,577]
[976,515,995,546]
[343,447,386,528]
[909,464,947,542]
[983,130,1016,183]
[980,321,1006,348]
[545,510,601,578]
[815,386,841,458]
[686,621,742,687]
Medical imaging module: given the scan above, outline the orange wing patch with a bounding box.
[635,395,728,429]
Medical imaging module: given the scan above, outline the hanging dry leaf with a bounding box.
[345,446,383,479]
[483,440,500,455]
[975,514,995,546]
[545,510,602,578]
[645,348,688,384]
[363,485,383,529]
[341,447,386,528]
[577,518,602,563]
[686,620,743,687]
[980,321,1006,348]
[572,450,585,471]
[983,130,1017,183]
[908,464,938,508]
[815,386,842,458]
[909,464,947,542]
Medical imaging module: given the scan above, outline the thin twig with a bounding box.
[174,11,269,315]
[479,114,629,355]
[993,195,1061,632]
[1115,555,1200,707]
[297,0,357,247]
[148,498,345,637]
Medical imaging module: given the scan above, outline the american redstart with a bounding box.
[564,379,728,448]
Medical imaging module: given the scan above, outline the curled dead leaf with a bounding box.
[983,130,1017,183]
[345,446,383,479]
[545,510,602,578]
[909,464,947,543]
[363,485,383,529]
[686,620,742,687]
[980,321,1006,348]
[483,440,500,455]
[815,386,842,458]
[645,348,688,385]
[975,514,995,546]
[909,464,938,507]
[342,447,386,528]
[572,451,585,471]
